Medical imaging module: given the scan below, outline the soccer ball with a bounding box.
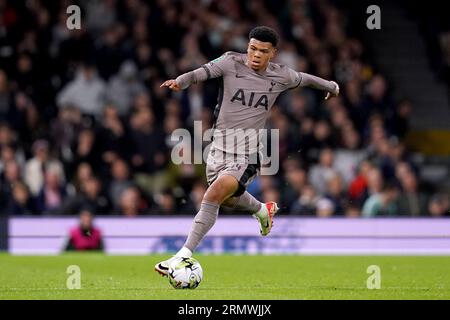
[168,257,203,289]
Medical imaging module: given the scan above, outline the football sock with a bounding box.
[224,191,263,214]
[183,200,220,252]
[175,247,192,258]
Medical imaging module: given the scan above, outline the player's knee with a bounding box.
[203,175,238,204]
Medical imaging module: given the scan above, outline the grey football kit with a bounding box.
[152,51,338,255]
[176,51,337,196]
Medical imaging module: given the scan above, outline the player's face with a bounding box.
[247,38,276,71]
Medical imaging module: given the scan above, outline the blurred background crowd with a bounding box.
[0,0,449,218]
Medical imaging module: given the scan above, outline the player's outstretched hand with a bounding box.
[160,79,181,91]
[325,81,339,100]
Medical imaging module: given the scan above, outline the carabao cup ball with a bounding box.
[168,257,203,289]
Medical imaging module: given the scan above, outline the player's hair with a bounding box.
[249,26,279,47]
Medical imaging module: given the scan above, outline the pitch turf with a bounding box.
[1,253,450,299]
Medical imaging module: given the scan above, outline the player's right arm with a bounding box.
[160,52,232,91]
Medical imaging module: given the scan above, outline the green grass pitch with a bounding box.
[1,253,450,299]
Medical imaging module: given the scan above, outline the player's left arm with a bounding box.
[286,68,339,100]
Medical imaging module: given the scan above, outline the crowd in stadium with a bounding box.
[0,0,449,217]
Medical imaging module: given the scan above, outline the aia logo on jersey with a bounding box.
[230,89,268,110]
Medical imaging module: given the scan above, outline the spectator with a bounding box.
[6,182,36,215]
[85,0,117,36]
[316,198,335,218]
[290,184,319,216]
[152,189,180,215]
[72,127,102,173]
[366,167,384,198]
[62,176,112,215]
[309,148,337,195]
[93,24,126,80]
[35,167,67,214]
[14,53,37,95]
[428,194,450,217]
[282,166,307,207]
[309,120,335,160]
[0,123,26,170]
[345,204,362,218]
[98,104,130,164]
[344,80,365,131]
[362,182,399,217]
[71,162,94,194]
[24,139,65,196]
[391,99,412,138]
[361,74,394,120]
[396,171,428,216]
[0,144,18,177]
[49,106,82,166]
[334,127,366,186]
[56,63,106,118]
[118,186,149,216]
[324,173,347,215]
[180,181,207,214]
[109,158,134,209]
[246,175,277,200]
[0,160,23,212]
[0,70,13,123]
[348,160,373,206]
[105,60,146,116]
[129,107,167,174]
[65,210,104,251]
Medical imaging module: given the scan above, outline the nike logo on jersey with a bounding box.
[235,74,245,78]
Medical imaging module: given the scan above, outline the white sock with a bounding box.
[175,246,193,258]
[254,203,267,218]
